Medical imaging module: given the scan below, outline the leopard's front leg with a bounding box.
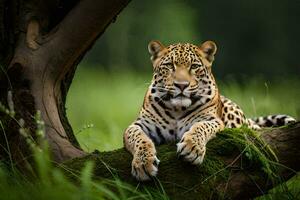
[177,117,224,165]
[124,124,160,181]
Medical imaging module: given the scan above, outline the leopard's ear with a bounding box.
[199,41,217,62]
[148,40,165,61]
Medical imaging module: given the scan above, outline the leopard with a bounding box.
[123,40,296,181]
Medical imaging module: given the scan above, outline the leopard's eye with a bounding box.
[190,63,202,70]
[163,62,174,70]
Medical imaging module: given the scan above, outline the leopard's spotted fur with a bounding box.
[124,40,296,181]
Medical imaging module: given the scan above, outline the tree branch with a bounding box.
[63,122,300,200]
[42,0,130,79]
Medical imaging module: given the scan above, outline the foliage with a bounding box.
[0,157,162,200]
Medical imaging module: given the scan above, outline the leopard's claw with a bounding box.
[131,154,159,181]
[177,133,206,165]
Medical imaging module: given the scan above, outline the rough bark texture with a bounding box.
[63,123,300,200]
[0,0,131,164]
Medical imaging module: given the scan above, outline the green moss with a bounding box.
[211,126,278,180]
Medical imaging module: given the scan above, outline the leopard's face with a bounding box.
[148,41,218,109]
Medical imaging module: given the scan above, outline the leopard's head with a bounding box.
[148,40,218,109]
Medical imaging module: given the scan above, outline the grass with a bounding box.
[0,151,163,200]
[67,66,300,152]
[67,67,152,152]
[0,102,166,200]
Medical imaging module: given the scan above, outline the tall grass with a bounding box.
[0,154,162,200]
[67,66,300,152]
[0,102,166,200]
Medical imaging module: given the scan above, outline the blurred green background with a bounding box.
[66,0,300,152]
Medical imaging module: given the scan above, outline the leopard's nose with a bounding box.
[174,81,190,91]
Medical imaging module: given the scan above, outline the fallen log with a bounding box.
[63,122,300,200]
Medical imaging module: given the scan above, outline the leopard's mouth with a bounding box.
[170,94,192,108]
[174,93,188,98]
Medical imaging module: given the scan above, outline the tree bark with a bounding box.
[0,0,131,164]
[62,122,300,200]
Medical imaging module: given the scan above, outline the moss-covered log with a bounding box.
[63,122,300,200]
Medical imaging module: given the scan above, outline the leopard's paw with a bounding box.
[177,133,206,165]
[131,150,160,181]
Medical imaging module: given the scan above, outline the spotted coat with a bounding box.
[124,41,296,181]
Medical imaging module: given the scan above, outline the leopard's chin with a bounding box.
[170,95,192,108]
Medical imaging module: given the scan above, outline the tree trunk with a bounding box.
[0,0,130,164]
[63,123,300,200]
